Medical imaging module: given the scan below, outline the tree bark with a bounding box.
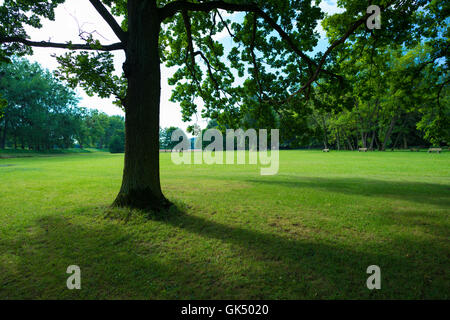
[336,130,341,151]
[369,131,376,150]
[0,118,7,149]
[113,0,171,211]
[361,132,367,149]
[392,132,401,150]
[344,134,353,151]
[321,115,328,149]
[381,116,396,151]
[403,135,408,150]
[374,135,380,150]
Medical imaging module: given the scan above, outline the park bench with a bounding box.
[358,148,368,152]
[323,149,330,152]
[428,148,442,153]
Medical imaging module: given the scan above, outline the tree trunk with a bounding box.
[381,116,396,151]
[344,134,354,151]
[360,131,367,148]
[392,132,401,150]
[113,0,171,211]
[403,135,408,149]
[336,130,341,151]
[374,135,380,150]
[321,115,328,149]
[1,118,7,149]
[369,131,376,150]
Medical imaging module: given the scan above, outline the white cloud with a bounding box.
[315,0,345,37]
[318,0,345,15]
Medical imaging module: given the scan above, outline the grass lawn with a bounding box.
[0,150,448,299]
[0,148,92,159]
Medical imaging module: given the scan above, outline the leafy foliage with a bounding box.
[0,58,125,150]
[109,133,125,153]
[0,57,79,149]
[55,51,127,108]
[0,93,6,119]
[0,0,65,57]
[159,126,187,150]
[0,2,447,154]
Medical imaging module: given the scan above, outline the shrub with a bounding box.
[109,135,124,153]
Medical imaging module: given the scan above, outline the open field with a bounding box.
[0,150,449,299]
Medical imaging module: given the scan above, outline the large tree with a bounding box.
[0,0,430,210]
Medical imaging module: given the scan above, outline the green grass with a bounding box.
[0,148,93,159]
[0,150,448,299]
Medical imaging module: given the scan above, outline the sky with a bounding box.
[2,0,343,134]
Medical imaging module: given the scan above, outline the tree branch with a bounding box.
[194,50,220,91]
[88,0,127,42]
[286,1,396,101]
[436,78,449,109]
[286,14,369,101]
[163,0,398,103]
[0,36,125,51]
[159,0,258,21]
[160,1,340,80]
[182,9,202,91]
[250,13,264,103]
[216,10,234,38]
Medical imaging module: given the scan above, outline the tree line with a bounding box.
[199,39,448,151]
[0,58,125,153]
[298,43,449,151]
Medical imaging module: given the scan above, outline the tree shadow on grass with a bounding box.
[1,207,447,299]
[373,209,450,239]
[245,176,450,208]
[242,176,450,238]
[0,213,230,300]
[158,207,449,299]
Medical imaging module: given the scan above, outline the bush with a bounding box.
[109,135,125,153]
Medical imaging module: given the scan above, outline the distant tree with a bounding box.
[109,134,125,153]
[160,127,186,150]
[75,109,125,149]
[72,107,90,149]
[105,115,125,148]
[0,58,127,151]
[0,58,78,150]
[0,94,5,116]
[0,94,6,144]
[307,6,449,151]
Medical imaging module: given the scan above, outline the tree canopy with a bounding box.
[2,1,438,119]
